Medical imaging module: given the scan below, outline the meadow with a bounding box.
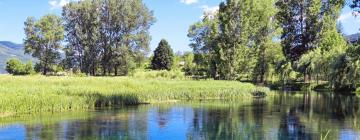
[0,75,262,116]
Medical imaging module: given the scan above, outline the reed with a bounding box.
[0,75,262,115]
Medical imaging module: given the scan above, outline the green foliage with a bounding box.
[131,69,186,80]
[5,59,34,75]
[24,14,64,75]
[151,39,174,70]
[182,52,195,75]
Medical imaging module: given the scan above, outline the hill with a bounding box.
[0,41,35,73]
[346,33,360,44]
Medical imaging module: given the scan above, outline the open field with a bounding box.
[0,75,261,116]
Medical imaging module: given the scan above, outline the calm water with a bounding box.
[1,92,360,140]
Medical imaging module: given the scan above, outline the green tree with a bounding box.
[275,0,322,62]
[63,0,155,76]
[151,39,174,70]
[24,14,64,75]
[250,0,279,83]
[217,0,252,80]
[188,15,220,78]
[63,0,102,75]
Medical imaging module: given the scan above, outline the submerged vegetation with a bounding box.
[0,75,263,115]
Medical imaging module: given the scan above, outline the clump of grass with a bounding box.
[131,69,186,80]
[0,75,259,116]
[251,87,272,98]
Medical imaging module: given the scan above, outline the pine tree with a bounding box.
[151,39,174,70]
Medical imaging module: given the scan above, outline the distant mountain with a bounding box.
[0,41,35,73]
[346,33,360,44]
[0,41,24,50]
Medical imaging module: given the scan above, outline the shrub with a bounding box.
[5,59,34,75]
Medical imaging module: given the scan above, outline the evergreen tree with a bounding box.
[151,39,174,70]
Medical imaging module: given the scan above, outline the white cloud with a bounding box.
[200,5,219,19]
[49,0,82,9]
[338,12,360,23]
[180,0,198,5]
[338,12,353,23]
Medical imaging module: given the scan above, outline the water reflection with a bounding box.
[1,92,360,140]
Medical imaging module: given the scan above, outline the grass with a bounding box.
[0,75,263,116]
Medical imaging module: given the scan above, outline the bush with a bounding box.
[5,59,34,75]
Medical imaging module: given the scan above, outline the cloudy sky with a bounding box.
[0,0,359,52]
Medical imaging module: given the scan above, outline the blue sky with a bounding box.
[0,0,359,52]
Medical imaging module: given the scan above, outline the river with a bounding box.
[0,91,360,140]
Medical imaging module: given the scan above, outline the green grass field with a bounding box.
[0,75,262,116]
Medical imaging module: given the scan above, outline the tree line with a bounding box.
[7,0,360,91]
[187,0,360,91]
[21,0,156,76]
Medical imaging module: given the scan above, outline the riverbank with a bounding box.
[0,75,264,116]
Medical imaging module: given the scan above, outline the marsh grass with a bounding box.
[0,75,260,115]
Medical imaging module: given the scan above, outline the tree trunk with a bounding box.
[304,73,310,83]
[114,66,118,76]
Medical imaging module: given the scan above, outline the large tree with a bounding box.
[24,14,64,75]
[249,0,280,83]
[62,0,102,75]
[217,0,253,80]
[188,16,220,78]
[275,0,322,62]
[151,39,174,70]
[63,0,155,76]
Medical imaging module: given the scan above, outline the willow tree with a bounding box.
[24,14,64,75]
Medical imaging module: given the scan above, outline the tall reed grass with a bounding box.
[0,75,260,115]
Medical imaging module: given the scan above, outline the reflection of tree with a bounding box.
[278,107,313,140]
[25,123,61,139]
[156,106,172,129]
[9,94,360,140]
[187,100,271,140]
[23,107,149,140]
